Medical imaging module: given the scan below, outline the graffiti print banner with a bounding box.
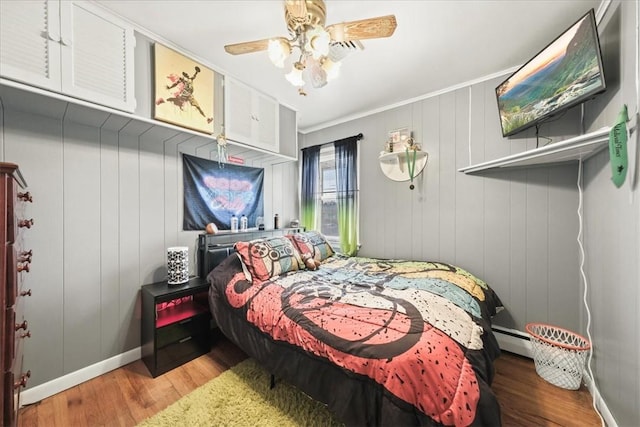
[183,153,264,231]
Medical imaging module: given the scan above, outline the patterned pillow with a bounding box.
[287,231,335,263]
[234,237,303,282]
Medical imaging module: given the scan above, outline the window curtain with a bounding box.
[300,145,320,231]
[335,137,358,256]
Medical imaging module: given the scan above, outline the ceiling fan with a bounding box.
[224,0,397,95]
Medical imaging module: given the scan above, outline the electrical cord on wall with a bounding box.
[576,160,605,426]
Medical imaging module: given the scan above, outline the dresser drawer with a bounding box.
[156,313,209,349]
[3,356,28,427]
[155,332,210,375]
[3,309,14,372]
[4,301,27,373]
[5,244,16,308]
[5,176,16,244]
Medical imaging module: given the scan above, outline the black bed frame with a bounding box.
[197,227,302,278]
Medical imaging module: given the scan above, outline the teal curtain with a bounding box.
[300,146,320,231]
[335,137,358,256]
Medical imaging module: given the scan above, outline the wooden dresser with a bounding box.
[0,163,32,426]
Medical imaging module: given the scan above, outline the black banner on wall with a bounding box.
[182,153,264,231]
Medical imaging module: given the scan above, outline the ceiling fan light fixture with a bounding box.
[305,58,327,88]
[224,1,397,95]
[285,61,306,87]
[322,58,341,81]
[268,39,291,68]
[305,25,330,59]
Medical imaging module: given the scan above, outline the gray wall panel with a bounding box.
[117,131,141,352]
[438,92,456,263]
[62,121,102,373]
[547,166,580,327]
[505,170,527,329]
[524,169,550,323]
[419,98,438,261]
[140,128,168,285]
[99,128,121,358]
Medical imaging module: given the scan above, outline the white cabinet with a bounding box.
[279,104,298,159]
[0,0,136,112]
[224,77,279,153]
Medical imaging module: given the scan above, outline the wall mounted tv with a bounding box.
[496,8,606,137]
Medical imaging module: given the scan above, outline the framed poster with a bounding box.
[388,128,411,153]
[154,43,214,134]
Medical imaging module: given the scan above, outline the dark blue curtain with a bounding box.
[300,145,320,231]
[335,136,358,256]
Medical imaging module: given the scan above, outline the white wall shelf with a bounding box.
[458,127,611,174]
[379,150,428,182]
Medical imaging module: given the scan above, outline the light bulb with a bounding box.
[268,39,291,68]
[305,26,330,60]
[322,58,341,81]
[305,58,327,88]
[285,62,305,87]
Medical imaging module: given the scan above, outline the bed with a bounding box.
[206,231,503,426]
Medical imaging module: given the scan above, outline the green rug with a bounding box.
[139,359,343,427]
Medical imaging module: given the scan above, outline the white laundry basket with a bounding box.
[525,323,591,390]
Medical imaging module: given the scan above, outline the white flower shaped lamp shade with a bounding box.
[167,246,189,285]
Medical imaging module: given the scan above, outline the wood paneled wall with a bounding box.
[0,107,298,389]
[302,79,582,335]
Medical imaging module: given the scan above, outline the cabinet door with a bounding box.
[60,1,136,112]
[278,104,298,159]
[224,77,279,153]
[0,0,62,92]
[255,91,279,153]
[224,77,254,144]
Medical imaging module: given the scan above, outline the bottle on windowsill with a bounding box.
[240,214,248,231]
[274,213,279,229]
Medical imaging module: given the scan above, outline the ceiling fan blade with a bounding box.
[327,15,397,42]
[284,0,307,21]
[224,37,286,55]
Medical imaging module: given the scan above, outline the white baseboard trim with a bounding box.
[583,371,618,427]
[20,347,141,407]
[492,325,533,358]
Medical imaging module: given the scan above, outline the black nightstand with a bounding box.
[141,277,212,377]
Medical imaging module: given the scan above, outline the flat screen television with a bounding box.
[495,8,606,137]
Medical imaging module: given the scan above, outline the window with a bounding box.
[319,145,338,239]
[300,136,359,255]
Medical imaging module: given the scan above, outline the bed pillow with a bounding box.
[287,231,335,263]
[234,236,303,282]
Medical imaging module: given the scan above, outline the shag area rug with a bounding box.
[138,358,343,427]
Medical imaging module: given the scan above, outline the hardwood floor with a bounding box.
[18,337,602,426]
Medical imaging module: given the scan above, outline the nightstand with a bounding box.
[141,277,212,377]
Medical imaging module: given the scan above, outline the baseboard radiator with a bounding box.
[491,325,533,358]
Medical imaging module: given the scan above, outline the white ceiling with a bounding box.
[94,0,602,132]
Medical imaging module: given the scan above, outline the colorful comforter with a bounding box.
[208,254,503,426]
